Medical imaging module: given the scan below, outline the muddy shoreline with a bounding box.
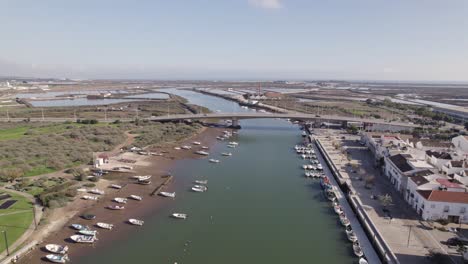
[18,126,227,263]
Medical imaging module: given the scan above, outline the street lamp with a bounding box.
[2,230,9,256]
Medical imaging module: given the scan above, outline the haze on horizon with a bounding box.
[1,0,468,82]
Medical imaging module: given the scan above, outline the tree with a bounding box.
[378,194,393,209]
[0,168,24,182]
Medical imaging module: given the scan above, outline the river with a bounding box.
[75,88,356,264]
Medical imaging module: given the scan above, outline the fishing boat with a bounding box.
[192,141,201,145]
[227,144,236,148]
[317,164,323,170]
[96,222,113,230]
[307,165,314,170]
[353,242,364,257]
[128,218,144,226]
[201,146,209,149]
[194,185,208,191]
[195,150,209,156]
[70,235,96,243]
[45,244,68,254]
[113,197,128,204]
[129,195,143,201]
[340,214,351,227]
[209,159,220,163]
[79,229,98,236]
[133,175,152,181]
[88,189,104,195]
[82,195,98,201]
[159,192,176,198]
[171,213,187,219]
[302,165,308,170]
[194,180,208,185]
[359,257,368,264]
[108,205,124,210]
[110,184,122,189]
[71,224,88,230]
[137,179,151,185]
[334,204,343,215]
[221,152,232,156]
[45,254,69,263]
[174,147,181,150]
[305,172,310,178]
[346,229,358,242]
[302,131,307,137]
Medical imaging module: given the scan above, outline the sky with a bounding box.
[1,0,468,81]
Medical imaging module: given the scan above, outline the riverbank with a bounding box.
[15,126,226,264]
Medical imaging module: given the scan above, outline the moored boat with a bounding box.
[113,197,128,204]
[96,222,113,230]
[129,195,142,201]
[88,189,104,195]
[195,150,210,156]
[71,224,87,230]
[192,187,206,192]
[192,141,201,145]
[82,195,98,201]
[70,234,96,243]
[128,218,144,226]
[340,214,351,227]
[346,229,358,242]
[137,179,151,185]
[110,184,122,189]
[171,213,187,219]
[79,229,98,236]
[107,205,124,210]
[201,146,209,149]
[133,175,152,181]
[221,152,232,156]
[359,257,368,264]
[46,254,69,263]
[45,244,68,254]
[209,159,220,163]
[159,192,176,198]
[353,241,364,257]
[194,180,208,185]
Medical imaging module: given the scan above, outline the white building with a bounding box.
[452,135,468,153]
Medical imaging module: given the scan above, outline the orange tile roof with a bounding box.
[418,190,468,204]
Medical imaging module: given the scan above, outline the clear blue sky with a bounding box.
[1,0,467,81]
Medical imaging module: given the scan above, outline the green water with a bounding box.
[75,90,356,264]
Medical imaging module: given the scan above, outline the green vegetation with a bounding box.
[0,127,29,141]
[131,122,202,148]
[0,191,34,253]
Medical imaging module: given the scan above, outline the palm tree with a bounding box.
[378,194,393,209]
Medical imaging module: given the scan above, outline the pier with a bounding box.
[150,175,173,196]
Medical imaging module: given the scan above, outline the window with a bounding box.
[421,203,425,209]
[443,205,450,212]
[461,207,466,214]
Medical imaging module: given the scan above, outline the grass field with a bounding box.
[0,191,34,253]
[0,127,29,141]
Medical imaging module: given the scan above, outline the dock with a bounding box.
[150,175,173,196]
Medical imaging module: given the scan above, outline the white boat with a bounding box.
[76,188,87,192]
[88,189,104,195]
[307,165,313,170]
[346,230,358,242]
[317,164,323,170]
[209,159,220,163]
[192,187,206,192]
[138,180,151,185]
[340,215,351,227]
[216,136,224,140]
[108,205,124,210]
[71,224,87,230]
[133,175,152,181]
[82,195,99,201]
[227,144,236,148]
[129,195,143,201]
[128,218,144,226]
[159,192,176,198]
[172,213,187,219]
[70,235,96,243]
[110,184,122,189]
[174,147,181,150]
[113,197,128,204]
[359,258,368,264]
[221,152,232,156]
[46,254,69,263]
[201,146,209,150]
[195,150,209,156]
[45,244,68,254]
[192,141,201,145]
[353,242,364,257]
[79,229,98,236]
[194,185,208,190]
[96,222,113,230]
[334,204,343,215]
[181,145,192,150]
[302,165,308,170]
[194,180,208,185]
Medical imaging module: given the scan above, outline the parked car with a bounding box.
[446,237,468,247]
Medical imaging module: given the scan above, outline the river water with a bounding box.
[75,89,356,264]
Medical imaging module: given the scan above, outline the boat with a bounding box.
[194,180,208,185]
[340,215,351,227]
[174,147,181,150]
[317,164,323,170]
[221,152,232,156]
[302,131,307,137]
[88,189,104,195]
[159,192,176,198]
[129,195,143,201]
[138,180,151,185]
[195,150,209,156]
[81,214,96,220]
[45,244,68,254]
[171,213,187,219]
[79,230,98,236]
[346,229,358,242]
[216,136,224,140]
[128,218,144,226]
[353,242,364,257]
[82,195,98,201]
[181,145,192,150]
[110,184,122,189]
[334,204,343,215]
[45,254,69,263]
[113,197,128,204]
[192,141,201,145]
[107,205,125,210]
[201,146,209,149]
[192,187,206,192]
[209,159,220,163]
[227,144,236,148]
[228,142,239,146]
[359,257,369,264]
[302,165,308,170]
[71,224,87,230]
[70,235,96,243]
[305,172,310,178]
[133,175,152,181]
[194,185,208,190]
[96,222,113,230]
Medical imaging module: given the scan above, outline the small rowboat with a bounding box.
[201,146,209,149]
[70,235,96,243]
[192,141,201,145]
[208,159,219,163]
[353,242,364,257]
[359,257,369,264]
[129,195,142,201]
[137,180,151,185]
[340,215,351,227]
[71,224,88,230]
[82,195,98,201]
[96,222,113,230]
[88,189,104,195]
[194,180,208,185]
[81,214,96,220]
[110,184,122,189]
[133,175,152,181]
[159,192,176,198]
[108,205,124,210]
[113,197,128,204]
[172,213,187,219]
[45,244,68,254]
[221,152,232,156]
[128,218,144,226]
[79,230,98,236]
[46,254,69,263]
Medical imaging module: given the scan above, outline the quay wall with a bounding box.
[313,135,400,264]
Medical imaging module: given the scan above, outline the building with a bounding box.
[414,190,468,223]
[452,135,468,153]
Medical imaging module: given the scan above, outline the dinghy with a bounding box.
[221,152,232,156]
[201,146,209,149]
[340,215,351,227]
[107,205,124,210]
[82,195,98,201]
[110,184,122,189]
[353,242,364,257]
[129,195,142,201]
[159,192,176,198]
[46,254,69,263]
[70,235,96,243]
[359,257,369,264]
[133,175,151,181]
[96,222,113,230]
[45,244,68,254]
[209,159,220,163]
[71,224,87,230]
[346,229,358,242]
[192,141,201,145]
[171,213,187,219]
[79,230,98,236]
[192,187,206,192]
[128,218,144,226]
[137,180,151,185]
[113,197,128,204]
[88,189,104,195]
[194,180,208,185]
[195,150,209,156]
